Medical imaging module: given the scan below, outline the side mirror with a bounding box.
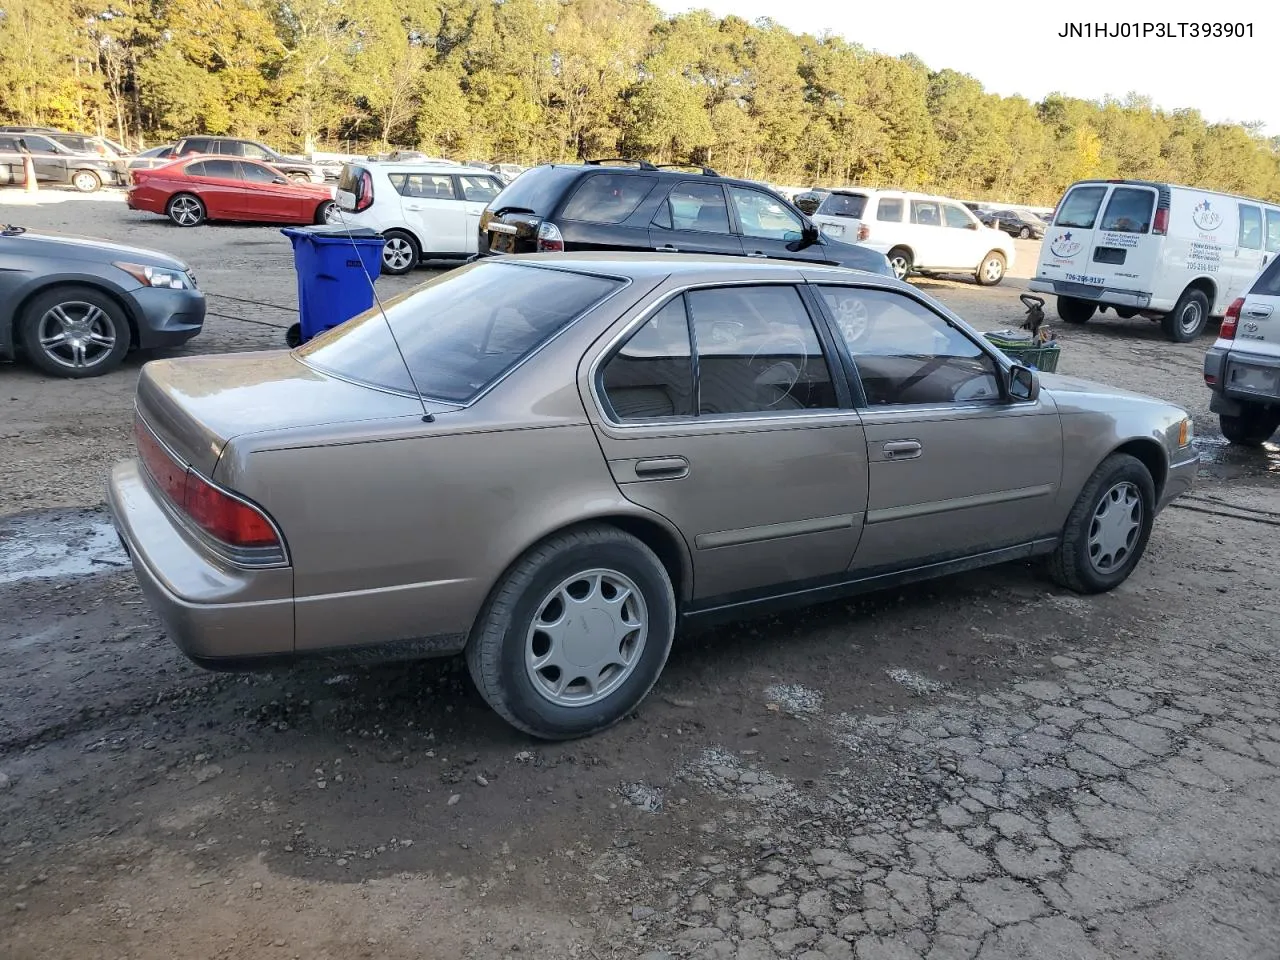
[1008,365,1039,402]
[797,221,819,247]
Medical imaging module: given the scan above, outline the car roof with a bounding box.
[502,251,904,287]
[368,162,495,176]
[526,162,792,193]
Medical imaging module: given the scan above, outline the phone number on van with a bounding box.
[1065,272,1105,285]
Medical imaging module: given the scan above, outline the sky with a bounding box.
[652,0,1279,134]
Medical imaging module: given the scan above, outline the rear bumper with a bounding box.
[1204,346,1280,413]
[107,461,295,663]
[129,286,206,350]
[1029,278,1153,309]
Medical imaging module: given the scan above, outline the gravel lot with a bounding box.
[1,188,1278,960]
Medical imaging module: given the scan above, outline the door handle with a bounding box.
[1244,304,1273,318]
[747,251,768,258]
[654,244,678,253]
[633,456,689,480]
[882,440,922,460]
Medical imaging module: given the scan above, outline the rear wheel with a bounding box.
[1018,226,1031,239]
[886,247,912,280]
[379,229,419,275]
[465,525,676,740]
[1057,296,1095,324]
[976,251,1006,286]
[72,169,102,193]
[1047,453,1154,594]
[19,285,132,378]
[1220,408,1279,447]
[315,200,339,225]
[1161,288,1209,342]
[167,193,205,227]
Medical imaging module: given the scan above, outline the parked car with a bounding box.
[172,137,326,184]
[128,145,177,172]
[981,209,1046,240]
[47,133,130,180]
[1204,257,1280,445]
[1032,179,1280,342]
[476,161,891,276]
[0,223,205,377]
[0,125,62,134]
[127,156,337,227]
[107,253,1196,739]
[793,189,830,216]
[810,188,1015,284]
[492,163,526,182]
[335,161,507,273]
[0,133,120,192]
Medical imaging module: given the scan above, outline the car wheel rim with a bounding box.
[171,197,200,225]
[984,258,1003,282]
[1180,302,1202,334]
[889,256,909,279]
[383,238,413,271]
[74,173,97,191]
[37,302,116,370]
[525,568,648,708]
[1087,481,1142,574]
[323,203,341,224]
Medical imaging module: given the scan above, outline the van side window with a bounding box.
[876,198,904,222]
[1055,186,1107,229]
[1099,188,1154,233]
[1239,205,1263,250]
[1266,210,1280,254]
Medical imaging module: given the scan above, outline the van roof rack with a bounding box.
[654,163,721,177]
[585,158,658,170]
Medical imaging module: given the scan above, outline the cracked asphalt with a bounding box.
[1,190,1279,960]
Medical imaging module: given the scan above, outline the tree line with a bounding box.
[3,0,1279,204]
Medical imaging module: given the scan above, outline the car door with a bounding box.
[1228,203,1268,302]
[236,160,304,221]
[585,282,867,600]
[649,182,745,257]
[942,202,985,268]
[394,172,467,253]
[19,135,68,183]
[0,135,21,184]
[727,185,827,264]
[182,159,244,219]
[812,283,1063,572]
[907,199,955,269]
[454,174,505,253]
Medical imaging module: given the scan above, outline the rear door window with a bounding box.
[1239,204,1263,250]
[1054,185,1108,229]
[876,198,904,222]
[188,159,239,179]
[910,200,943,226]
[388,172,457,200]
[817,193,868,218]
[560,174,656,223]
[600,297,695,420]
[656,182,731,234]
[1099,187,1155,233]
[1266,209,1280,254]
[298,261,622,404]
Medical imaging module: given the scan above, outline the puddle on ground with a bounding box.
[0,511,128,586]
[1194,435,1280,480]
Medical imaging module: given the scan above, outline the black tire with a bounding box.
[167,193,205,227]
[1046,453,1155,594]
[1057,296,1095,324]
[1161,288,1209,342]
[71,169,102,193]
[314,200,338,225]
[1220,409,1279,447]
[1018,226,1031,239]
[19,285,132,378]
[976,251,1006,286]
[285,323,303,348]
[465,524,677,740]
[886,247,913,281]
[1115,307,1138,319]
[379,229,420,275]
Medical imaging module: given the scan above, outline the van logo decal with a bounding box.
[1049,232,1082,258]
[1191,199,1222,232]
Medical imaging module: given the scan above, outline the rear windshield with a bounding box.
[487,165,583,214]
[1054,185,1107,229]
[817,192,868,218]
[298,261,623,404]
[560,173,657,223]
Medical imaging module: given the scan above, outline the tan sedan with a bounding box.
[109,254,1198,739]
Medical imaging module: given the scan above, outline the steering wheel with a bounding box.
[829,294,873,346]
[748,334,808,407]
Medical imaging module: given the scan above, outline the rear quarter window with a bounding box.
[560,174,657,223]
[876,198,904,222]
[1054,185,1108,229]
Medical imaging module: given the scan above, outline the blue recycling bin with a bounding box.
[281,225,386,346]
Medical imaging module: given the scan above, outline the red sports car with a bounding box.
[127,156,338,227]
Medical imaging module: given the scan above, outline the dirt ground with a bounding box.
[1,188,1278,960]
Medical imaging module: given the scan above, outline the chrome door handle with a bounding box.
[634,456,689,479]
[747,251,768,258]
[654,244,678,253]
[1244,304,1273,318]
[882,440,922,460]
[405,204,423,211]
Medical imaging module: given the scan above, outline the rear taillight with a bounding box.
[1221,298,1243,340]
[134,418,286,565]
[355,170,374,212]
[536,221,564,252]
[857,223,870,242]
[1152,207,1168,236]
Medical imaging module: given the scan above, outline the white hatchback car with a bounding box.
[335,162,507,274]
[812,188,1016,285]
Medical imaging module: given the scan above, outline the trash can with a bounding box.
[280,225,386,346]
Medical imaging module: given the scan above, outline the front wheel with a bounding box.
[1220,409,1279,447]
[465,525,676,740]
[1161,288,1209,342]
[1047,453,1155,594]
[72,169,102,193]
[976,251,1007,286]
[1057,296,1095,324]
[19,285,132,378]
[886,247,912,281]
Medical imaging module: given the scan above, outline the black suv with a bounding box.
[477,161,892,276]
[172,137,324,183]
[0,133,119,192]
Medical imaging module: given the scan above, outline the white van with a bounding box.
[1030,179,1280,342]
[811,188,1016,285]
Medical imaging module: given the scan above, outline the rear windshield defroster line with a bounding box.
[297,260,623,405]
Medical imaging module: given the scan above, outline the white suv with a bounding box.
[335,162,507,274]
[811,188,1016,285]
[1204,257,1280,446]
